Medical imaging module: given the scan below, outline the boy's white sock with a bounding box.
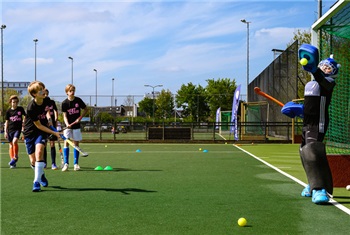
[34,161,45,183]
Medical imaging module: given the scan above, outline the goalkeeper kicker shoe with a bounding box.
[312,189,329,204]
[301,185,311,197]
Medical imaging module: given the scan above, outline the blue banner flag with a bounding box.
[215,107,221,129]
[230,85,241,140]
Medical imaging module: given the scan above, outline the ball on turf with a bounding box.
[199,148,202,151]
[105,145,107,148]
[300,58,308,66]
[346,185,350,191]
[238,217,247,227]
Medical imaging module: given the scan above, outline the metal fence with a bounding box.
[248,40,299,124]
[80,121,295,143]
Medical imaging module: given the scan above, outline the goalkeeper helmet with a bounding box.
[318,55,341,77]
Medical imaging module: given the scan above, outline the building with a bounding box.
[1,81,31,96]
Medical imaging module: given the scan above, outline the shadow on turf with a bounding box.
[81,167,163,172]
[0,166,162,172]
[1,166,35,170]
[333,196,350,204]
[50,185,157,195]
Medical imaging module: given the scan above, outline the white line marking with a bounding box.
[216,133,226,140]
[233,144,350,216]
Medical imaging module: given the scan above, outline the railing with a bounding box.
[80,122,299,142]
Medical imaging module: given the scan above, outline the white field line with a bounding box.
[216,133,227,140]
[233,144,350,216]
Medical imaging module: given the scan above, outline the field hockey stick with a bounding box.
[254,87,284,107]
[57,139,64,167]
[50,126,89,157]
[70,115,85,127]
[46,133,64,166]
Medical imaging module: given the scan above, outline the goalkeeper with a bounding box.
[282,53,340,204]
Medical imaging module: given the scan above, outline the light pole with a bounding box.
[241,19,251,102]
[144,84,163,123]
[112,78,114,107]
[93,69,97,106]
[1,24,6,122]
[68,56,73,84]
[33,39,38,81]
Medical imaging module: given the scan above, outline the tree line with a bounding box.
[0,78,238,124]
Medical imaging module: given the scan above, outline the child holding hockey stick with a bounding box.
[61,84,88,172]
[22,81,62,192]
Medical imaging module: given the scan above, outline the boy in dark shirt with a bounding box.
[4,95,26,168]
[43,89,59,170]
[23,81,61,192]
[61,84,88,171]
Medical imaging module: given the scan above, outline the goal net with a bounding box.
[218,111,231,136]
[241,101,269,140]
[312,0,350,154]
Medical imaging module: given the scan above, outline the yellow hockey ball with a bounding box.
[238,217,247,227]
[300,58,308,66]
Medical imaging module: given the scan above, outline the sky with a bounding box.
[1,0,336,106]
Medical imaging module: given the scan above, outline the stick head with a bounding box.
[75,146,88,157]
[254,87,261,93]
[81,152,89,157]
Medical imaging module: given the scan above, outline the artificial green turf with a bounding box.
[1,143,349,234]
[239,143,350,208]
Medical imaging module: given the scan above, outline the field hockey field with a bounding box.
[1,143,349,234]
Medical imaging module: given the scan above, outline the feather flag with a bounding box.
[230,85,241,140]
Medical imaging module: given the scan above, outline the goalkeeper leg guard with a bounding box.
[300,142,333,195]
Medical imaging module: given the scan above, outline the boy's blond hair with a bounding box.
[28,81,45,98]
[8,95,19,103]
[64,84,75,93]
[65,84,75,94]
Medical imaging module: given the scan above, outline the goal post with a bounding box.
[242,101,269,140]
[311,0,350,187]
[311,0,350,155]
[311,0,349,46]
[218,111,231,136]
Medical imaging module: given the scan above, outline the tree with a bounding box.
[176,83,209,122]
[138,97,153,118]
[155,89,174,120]
[20,94,33,109]
[205,78,237,119]
[287,29,311,47]
[123,95,134,107]
[96,112,114,123]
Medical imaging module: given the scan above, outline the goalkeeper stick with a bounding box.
[50,126,88,157]
[254,87,284,107]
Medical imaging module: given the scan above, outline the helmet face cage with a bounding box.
[318,59,338,76]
